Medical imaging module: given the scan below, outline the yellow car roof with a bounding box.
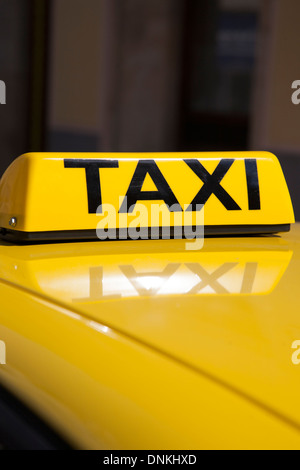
[0,151,298,449]
[0,225,300,449]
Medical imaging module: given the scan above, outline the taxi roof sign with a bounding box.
[0,151,295,243]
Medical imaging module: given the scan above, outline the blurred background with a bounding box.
[0,0,299,218]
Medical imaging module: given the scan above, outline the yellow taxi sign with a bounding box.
[0,151,295,242]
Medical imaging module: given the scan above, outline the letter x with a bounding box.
[186,263,238,294]
[184,159,241,211]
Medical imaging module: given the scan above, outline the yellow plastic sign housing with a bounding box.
[0,151,295,243]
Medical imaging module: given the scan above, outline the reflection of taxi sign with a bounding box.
[0,241,292,298]
[0,151,295,242]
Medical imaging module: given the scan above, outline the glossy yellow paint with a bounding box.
[0,226,300,448]
[0,151,294,236]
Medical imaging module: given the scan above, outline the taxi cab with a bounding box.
[0,151,299,450]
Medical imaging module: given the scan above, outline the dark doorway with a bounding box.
[179,0,259,152]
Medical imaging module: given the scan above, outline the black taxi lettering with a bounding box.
[184,159,241,211]
[245,159,260,210]
[64,157,261,214]
[64,159,119,213]
[119,160,182,213]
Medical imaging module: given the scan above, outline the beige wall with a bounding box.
[98,0,183,152]
[48,0,183,152]
[48,0,102,134]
